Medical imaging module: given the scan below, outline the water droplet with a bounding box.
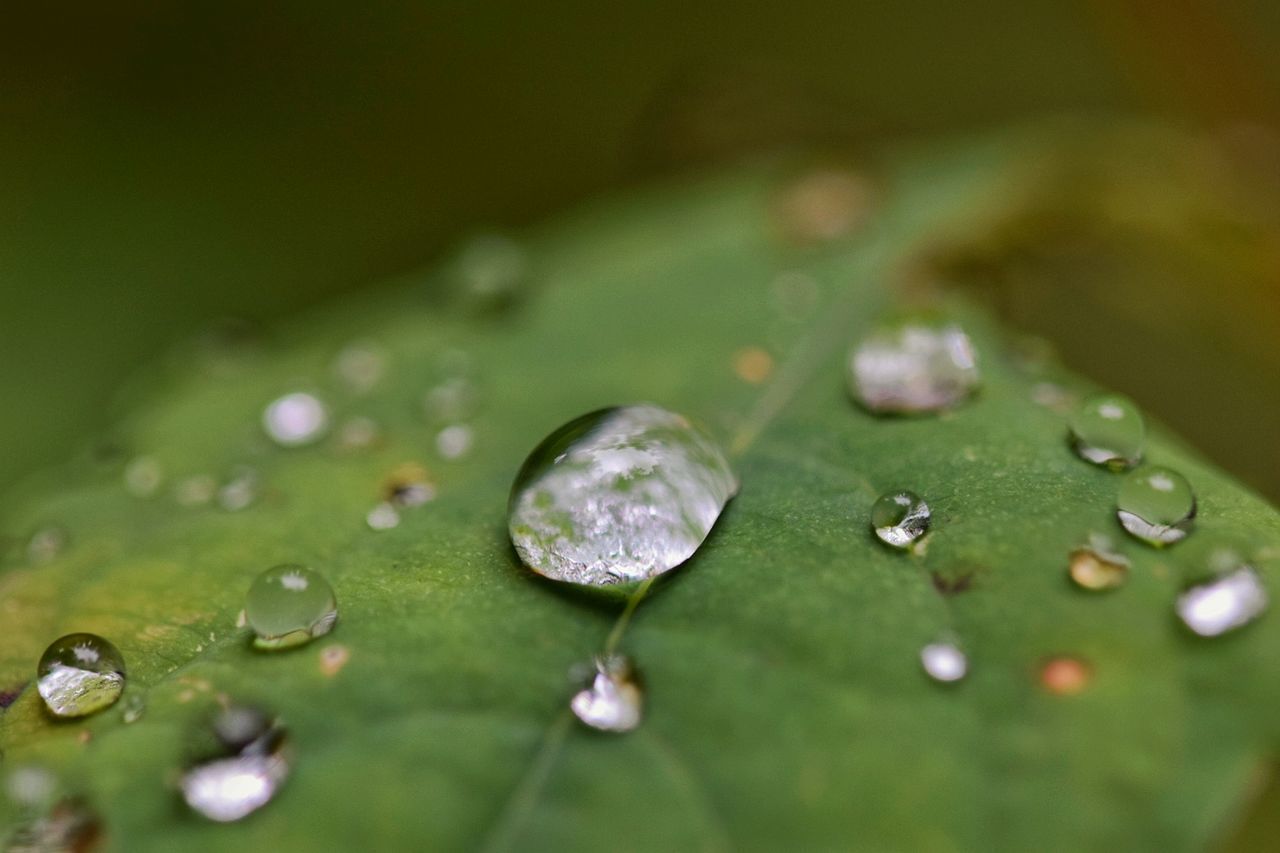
[383,463,436,507]
[570,655,643,733]
[1116,466,1196,546]
[1039,656,1091,695]
[332,341,386,394]
[26,527,68,565]
[1176,565,1268,637]
[336,416,382,451]
[119,693,146,724]
[365,503,401,531]
[920,642,967,683]
[5,766,57,810]
[848,320,980,414]
[453,233,529,308]
[218,467,260,512]
[436,424,474,460]
[174,474,217,507]
[1069,393,1145,470]
[1068,535,1130,591]
[182,705,289,823]
[871,491,931,550]
[732,347,774,384]
[775,168,874,244]
[262,392,329,447]
[4,796,101,852]
[245,565,338,650]
[123,455,164,497]
[1030,382,1071,411]
[508,404,738,585]
[36,634,126,718]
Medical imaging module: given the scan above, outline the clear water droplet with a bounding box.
[336,416,381,451]
[1176,566,1268,637]
[118,693,146,724]
[453,233,529,307]
[1069,393,1145,470]
[849,320,980,414]
[218,467,260,512]
[920,642,967,683]
[262,392,330,447]
[365,502,401,531]
[1116,466,1196,546]
[26,527,68,565]
[871,491,931,550]
[508,404,738,585]
[332,340,386,394]
[123,455,164,497]
[1030,381,1071,411]
[1068,535,1130,591]
[5,766,57,811]
[36,633,126,718]
[245,565,338,650]
[182,705,289,823]
[422,377,479,425]
[4,796,101,852]
[570,655,643,732]
[435,424,474,460]
[383,464,436,507]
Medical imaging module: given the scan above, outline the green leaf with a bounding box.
[1,133,1278,852]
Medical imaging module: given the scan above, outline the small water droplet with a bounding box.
[383,463,437,507]
[508,404,738,585]
[453,233,529,308]
[871,491,931,550]
[1030,382,1072,411]
[365,502,401,531]
[332,340,386,394]
[570,655,643,732]
[732,346,774,384]
[1176,565,1268,637]
[1039,656,1091,695]
[336,416,382,451]
[436,424,474,460]
[218,467,260,512]
[1068,535,1130,591]
[36,634,126,718]
[262,392,330,448]
[26,527,68,565]
[1116,466,1196,546]
[174,474,217,507]
[1069,393,1145,470]
[123,456,164,497]
[119,693,146,724]
[920,642,967,683]
[182,705,289,823]
[5,766,57,810]
[849,320,980,414]
[775,168,875,243]
[245,565,338,650]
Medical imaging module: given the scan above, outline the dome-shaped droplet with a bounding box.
[1068,535,1130,591]
[182,705,290,822]
[35,633,126,718]
[508,404,737,586]
[1176,566,1268,637]
[848,320,979,415]
[1116,466,1196,546]
[570,655,643,733]
[870,491,931,550]
[919,642,967,683]
[262,392,329,447]
[245,565,338,650]
[1069,393,1145,470]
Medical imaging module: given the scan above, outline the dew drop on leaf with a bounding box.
[452,233,529,308]
[870,491,931,550]
[508,404,738,586]
[1176,566,1268,637]
[118,692,146,724]
[123,455,164,497]
[262,392,330,448]
[181,705,290,823]
[436,424,475,460]
[4,796,101,852]
[1069,393,1145,470]
[365,502,401,531]
[1116,466,1196,546]
[332,340,387,395]
[36,633,126,718]
[570,655,643,733]
[848,320,980,415]
[218,466,260,512]
[245,565,338,650]
[26,527,68,565]
[1068,536,1130,591]
[920,642,967,683]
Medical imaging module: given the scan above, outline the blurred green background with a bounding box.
[2,1,1279,497]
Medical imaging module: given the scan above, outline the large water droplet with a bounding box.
[36,633,126,718]
[848,320,980,414]
[508,404,737,586]
[1068,535,1130,591]
[1176,566,1268,637]
[245,565,338,650]
[262,392,330,447]
[182,705,289,823]
[1069,393,1145,470]
[870,491,931,550]
[919,642,967,683]
[1116,466,1196,546]
[570,655,643,732]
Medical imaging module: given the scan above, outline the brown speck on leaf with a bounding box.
[320,644,351,677]
[732,347,775,384]
[1040,656,1092,696]
[931,569,976,596]
[0,682,27,708]
[77,730,92,745]
[774,168,876,244]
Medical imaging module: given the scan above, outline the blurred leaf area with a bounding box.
[1,0,1278,499]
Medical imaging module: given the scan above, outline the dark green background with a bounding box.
[2,1,1279,495]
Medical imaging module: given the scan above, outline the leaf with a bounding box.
[1,133,1278,852]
